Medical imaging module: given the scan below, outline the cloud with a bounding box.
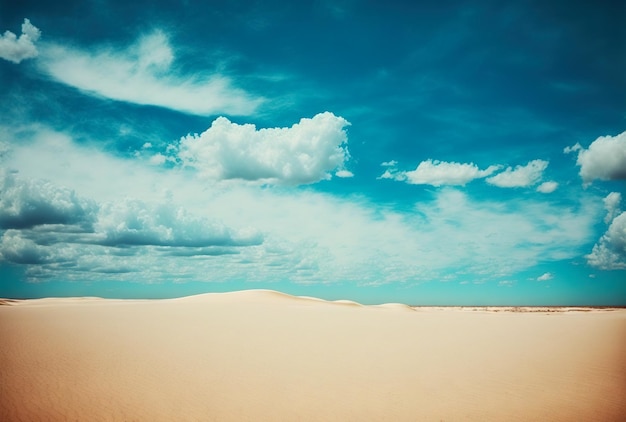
[565,131,626,183]
[94,199,262,248]
[175,112,351,185]
[586,212,626,270]
[486,159,548,188]
[0,171,262,269]
[39,31,263,116]
[587,192,626,270]
[413,189,598,277]
[536,181,558,193]
[335,170,354,178]
[604,192,622,224]
[158,246,240,257]
[0,230,49,264]
[536,272,553,281]
[0,19,40,63]
[0,172,96,230]
[379,159,500,186]
[1,125,602,285]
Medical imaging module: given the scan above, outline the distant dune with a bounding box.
[1,290,625,421]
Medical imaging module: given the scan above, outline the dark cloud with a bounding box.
[0,230,49,264]
[0,173,96,230]
[0,175,262,275]
[157,246,241,257]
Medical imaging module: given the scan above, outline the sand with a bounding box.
[1,289,625,421]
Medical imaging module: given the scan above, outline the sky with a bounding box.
[0,0,625,305]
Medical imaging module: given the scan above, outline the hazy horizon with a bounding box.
[1,0,625,306]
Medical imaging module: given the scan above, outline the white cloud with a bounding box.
[413,189,598,277]
[175,112,351,185]
[380,159,500,186]
[39,31,263,116]
[381,160,397,167]
[94,199,261,248]
[486,159,548,188]
[565,131,626,183]
[536,272,553,281]
[0,18,40,63]
[587,192,626,270]
[377,169,396,180]
[563,144,582,154]
[0,125,602,285]
[536,181,558,193]
[335,170,354,178]
[149,153,167,165]
[604,192,622,224]
[586,212,626,270]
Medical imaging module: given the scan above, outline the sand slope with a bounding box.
[1,290,625,421]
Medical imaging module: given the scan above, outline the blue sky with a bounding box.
[1,0,625,305]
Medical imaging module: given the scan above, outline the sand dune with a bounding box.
[1,290,625,421]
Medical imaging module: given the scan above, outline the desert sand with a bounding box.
[1,289,625,421]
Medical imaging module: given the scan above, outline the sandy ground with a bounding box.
[1,290,625,421]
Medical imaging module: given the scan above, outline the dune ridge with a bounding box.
[3,290,623,312]
[1,289,625,421]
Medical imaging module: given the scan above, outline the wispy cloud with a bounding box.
[536,181,558,193]
[486,160,548,188]
[0,126,602,285]
[0,19,40,64]
[378,159,500,186]
[379,158,553,189]
[39,30,263,116]
[536,272,553,281]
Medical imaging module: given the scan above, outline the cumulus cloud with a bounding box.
[0,172,96,230]
[379,159,500,186]
[176,112,351,185]
[94,199,262,248]
[39,31,262,116]
[0,230,50,264]
[586,212,626,270]
[0,18,40,63]
[604,192,622,224]
[1,125,602,285]
[0,172,262,269]
[486,159,548,188]
[536,272,553,281]
[536,181,558,193]
[565,131,626,183]
[587,192,626,270]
